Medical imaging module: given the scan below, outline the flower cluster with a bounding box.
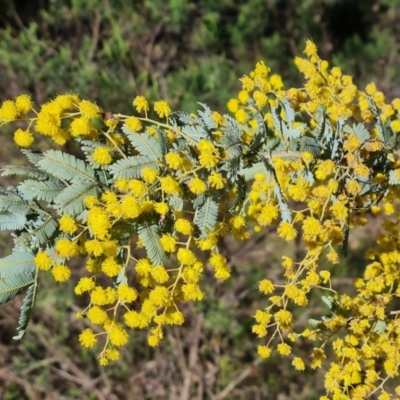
[2,40,400,398]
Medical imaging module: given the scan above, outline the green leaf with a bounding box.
[181,124,208,145]
[352,123,370,143]
[248,102,267,153]
[0,193,31,215]
[18,179,65,202]
[138,220,167,266]
[221,117,243,159]
[1,165,51,181]
[175,111,199,125]
[298,136,323,157]
[194,195,219,239]
[229,175,247,214]
[389,169,400,185]
[0,251,36,277]
[38,150,96,183]
[54,181,99,216]
[271,105,289,137]
[123,124,162,160]
[156,129,170,156]
[260,153,291,223]
[20,149,44,165]
[0,272,35,304]
[16,217,58,247]
[13,274,38,340]
[168,195,183,212]
[368,98,393,147]
[109,155,159,180]
[0,214,27,231]
[374,320,386,335]
[197,102,217,130]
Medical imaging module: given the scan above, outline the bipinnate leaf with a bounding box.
[194,195,219,239]
[181,124,208,145]
[13,276,38,340]
[0,271,35,304]
[221,117,243,159]
[109,156,159,180]
[0,214,27,231]
[1,165,51,181]
[18,180,65,202]
[0,193,32,215]
[123,124,163,160]
[0,251,36,277]
[54,181,99,216]
[38,150,96,183]
[138,220,167,266]
[15,216,58,247]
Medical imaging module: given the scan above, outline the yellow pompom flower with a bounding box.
[165,152,184,170]
[14,129,34,148]
[154,202,169,215]
[254,310,272,325]
[188,178,207,195]
[149,286,170,306]
[79,100,101,119]
[175,218,193,236]
[160,233,177,252]
[177,248,197,266]
[93,147,112,165]
[52,264,72,282]
[150,265,169,284]
[90,286,109,306]
[133,95,149,113]
[277,222,298,241]
[15,94,33,114]
[259,279,274,294]
[55,238,79,258]
[274,309,293,330]
[34,251,53,271]
[292,357,305,371]
[141,167,158,184]
[101,257,122,277]
[303,39,318,58]
[0,100,17,122]
[208,171,225,189]
[87,207,111,239]
[118,284,138,302]
[277,343,292,356]
[257,345,272,359]
[79,328,97,348]
[181,283,204,301]
[84,239,103,257]
[154,100,172,118]
[257,204,279,226]
[160,176,181,195]
[74,277,95,295]
[70,117,92,137]
[87,306,108,324]
[227,99,239,113]
[59,214,78,235]
[126,116,142,131]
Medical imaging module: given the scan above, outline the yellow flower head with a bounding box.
[154,100,172,118]
[14,129,34,148]
[133,95,149,113]
[79,100,101,119]
[59,214,78,235]
[79,328,97,348]
[15,94,33,114]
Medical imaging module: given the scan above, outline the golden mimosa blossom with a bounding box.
[1,41,400,399]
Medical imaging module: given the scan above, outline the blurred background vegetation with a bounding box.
[1,0,400,398]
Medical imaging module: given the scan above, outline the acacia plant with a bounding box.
[1,41,400,399]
